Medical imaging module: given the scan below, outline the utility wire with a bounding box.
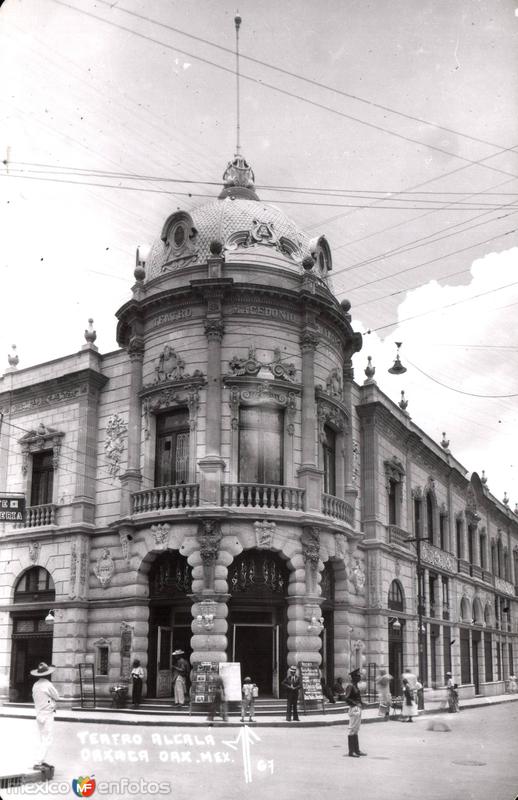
[404,358,518,399]
[93,0,512,155]
[49,0,518,183]
[365,279,518,333]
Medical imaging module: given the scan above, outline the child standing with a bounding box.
[240,676,257,723]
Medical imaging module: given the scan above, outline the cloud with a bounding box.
[352,247,518,506]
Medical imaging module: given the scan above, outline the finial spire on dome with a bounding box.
[219,15,259,201]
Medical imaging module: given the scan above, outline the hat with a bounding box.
[30,662,55,677]
[172,649,185,656]
[509,675,516,680]
[243,676,252,683]
[349,668,361,679]
[446,671,452,676]
[289,665,297,672]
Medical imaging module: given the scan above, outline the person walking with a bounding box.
[240,676,258,723]
[446,672,460,712]
[508,674,517,694]
[207,674,228,722]
[281,665,301,722]
[31,662,60,770]
[171,650,189,706]
[130,659,144,707]
[401,677,418,722]
[375,668,392,720]
[345,668,367,757]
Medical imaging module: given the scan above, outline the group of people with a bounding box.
[375,667,423,722]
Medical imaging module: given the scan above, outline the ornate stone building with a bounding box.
[0,156,516,704]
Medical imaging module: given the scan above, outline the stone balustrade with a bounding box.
[221,483,305,511]
[457,558,471,575]
[321,494,354,526]
[494,576,515,596]
[16,504,57,528]
[132,483,200,513]
[482,570,494,586]
[420,540,457,574]
[470,564,483,579]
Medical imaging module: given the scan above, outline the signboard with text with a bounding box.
[0,496,25,523]
[190,661,220,704]
[298,661,324,710]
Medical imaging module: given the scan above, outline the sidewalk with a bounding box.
[1,692,517,728]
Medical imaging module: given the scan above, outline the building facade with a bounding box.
[0,156,516,704]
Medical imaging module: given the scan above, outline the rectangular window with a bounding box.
[441,577,449,620]
[484,632,493,682]
[414,498,421,538]
[430,625,439,685]
[509,643,514,679]
[479,535,486,570]
[460,628,471,684]
[429,574,437,618]
[96,645,109,676]
[456,519,463,559]
[496,639,502,680]
[322,425,336,496]
[388,479,397,525]
[239,407,283,485]
[155,409,189,486]
[31,450,54,506]
[439,515,446,551]
[467,525,474,564]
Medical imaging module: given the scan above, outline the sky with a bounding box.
[1,0,518,506]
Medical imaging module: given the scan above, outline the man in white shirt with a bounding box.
[31,662,60,769]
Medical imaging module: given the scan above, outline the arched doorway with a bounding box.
[147,550,192,698]
[10,567,55,702]
[320,561,336,688]
[387,579,405,695]
[227,549,290,698]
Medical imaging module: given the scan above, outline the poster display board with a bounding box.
[218,662,242,702]
[298,661,324,713]
[190,661,220,706]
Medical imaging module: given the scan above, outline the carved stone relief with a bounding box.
[254,520,276,549]
[227,346,296,382]
[152,346,203,384]
[28,541,40,563]
[104,415,128,479]
[143,384,201,439]
[94,548,115,588]
[384,456,405,493]
[351,558,366,594]
[317,399,346,443]
[228,383,297,435]
[334,533,347,560]
[119,529,131,562]
[151,523,170,551]
[19,423,65,475]
[325,368,343,400]
[351,440,360,486]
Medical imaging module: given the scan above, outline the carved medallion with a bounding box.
[254,520,276,549]
[28,541,40,563]
[151,523,170,551]
[94,548,115,588]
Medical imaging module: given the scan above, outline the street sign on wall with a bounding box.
[0,496,25,523]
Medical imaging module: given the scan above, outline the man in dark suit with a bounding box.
[345,668,367,757]
[281,665,301,721]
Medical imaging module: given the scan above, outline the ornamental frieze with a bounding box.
[3,385,88,416]
[142,383,202,439]
[494,576,515,596]
[228,382,297,434]
[226,346,296,383]
[316,396,347,443]
[420,540,457,574]
[104,414,128,479]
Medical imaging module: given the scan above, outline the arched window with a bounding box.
[503,550,510,582]
[14,567,55,603]
[426,493,434,542]
[388,580,404,612]
[322,425,336,496]
[491,542,497,575]
[460,596,472,622]
[497,538,503,578]
[484,603,492,627]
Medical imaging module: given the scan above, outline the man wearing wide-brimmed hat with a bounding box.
[172,649,189,706]
[344,668,367,757]
[30,662,60,769]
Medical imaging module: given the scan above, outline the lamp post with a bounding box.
[404,533,425,682]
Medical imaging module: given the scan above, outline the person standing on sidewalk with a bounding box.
[207,674,228,722]
[345,668,367,757]
[446,672,460,712]
[240,676,257,723]
[376,668,392,720]
[130,659,145,707]
[401,678,418,722]
[31,662,60,770]
[172,650,189,706]
[282,665,301,721]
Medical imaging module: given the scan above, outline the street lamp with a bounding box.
[388,617,401,629]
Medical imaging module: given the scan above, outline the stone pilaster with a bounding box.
[297,329,322,512]
[189,519,228,663]
[119,337,144,517]
[198,317,226,505]
[72,370,107,523]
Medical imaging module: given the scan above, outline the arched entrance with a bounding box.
[227,549,290,698]
[147,550,192,698]
[10,567,55,702]
[387,579,405,695]
[320,561,336,688]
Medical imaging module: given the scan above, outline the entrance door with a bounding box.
[156,626,172,697]
[232,625,279,697]
[472,630,481,695]
[11,625,53,702]
[388,620,403,695]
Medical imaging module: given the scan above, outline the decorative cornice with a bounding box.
[227,380,298,434]
[0,369,108,416]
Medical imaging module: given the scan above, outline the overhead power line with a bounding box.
[49,0,518,183]
[404,358,518,399]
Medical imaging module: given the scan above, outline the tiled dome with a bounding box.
[144,155,316,282]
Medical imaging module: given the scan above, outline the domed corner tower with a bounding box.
[114,155,363,693]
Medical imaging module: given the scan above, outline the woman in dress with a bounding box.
[130,659,144,708]
[401,677,418,722]
[376,668,392,720]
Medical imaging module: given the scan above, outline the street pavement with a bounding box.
[0,702,517,800]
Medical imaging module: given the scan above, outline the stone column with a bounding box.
[437,625,444,686]
[335,429,346,499]
[198,318,226,505]
[297,330,322,512]
[423,567,430,617]
[189,520,228,664]
[286,528,323,666]
[119,337,144,517]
